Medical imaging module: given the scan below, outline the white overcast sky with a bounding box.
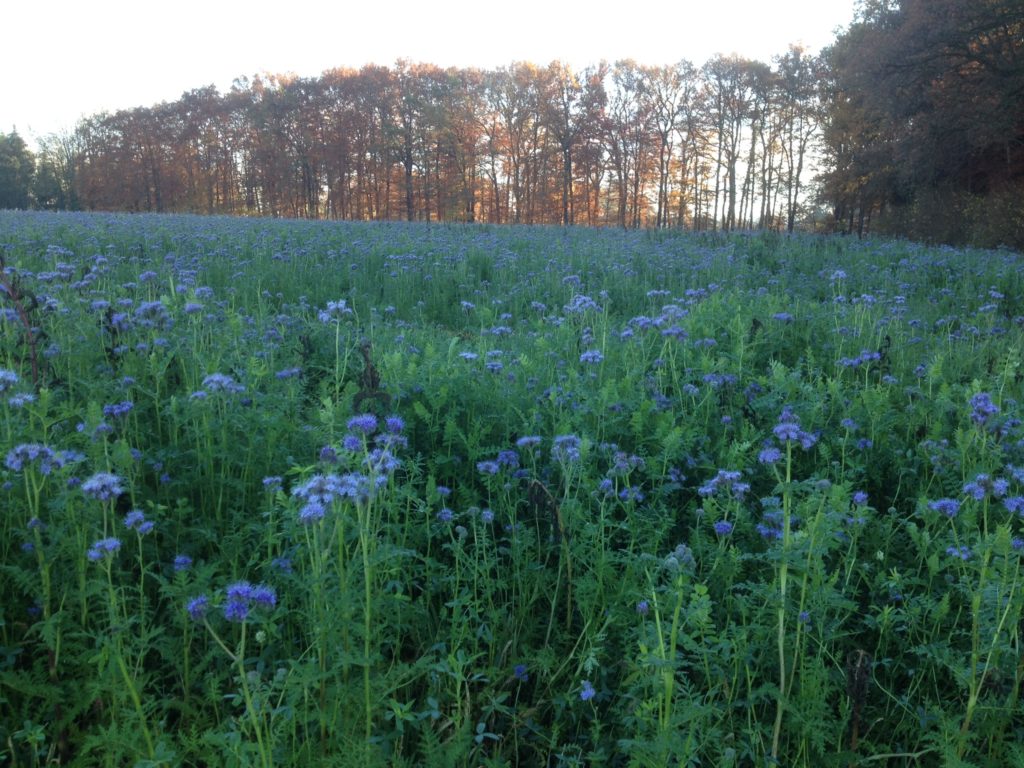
[3,0,856,142]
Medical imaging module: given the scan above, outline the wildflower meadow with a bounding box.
[1,210,1023,766]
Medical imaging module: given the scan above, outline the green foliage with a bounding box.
[0,213,1023,765]
[0,131,34,210]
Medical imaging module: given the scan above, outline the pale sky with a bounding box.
[3,0,856,142]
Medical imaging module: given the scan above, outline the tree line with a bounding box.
[9,54,821,232]
[819,0,1023,247]
[4,0,1022,246]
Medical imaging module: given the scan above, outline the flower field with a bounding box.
[1,211,1023,766]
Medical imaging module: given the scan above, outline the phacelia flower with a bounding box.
[5,444,66,475]
[87,537,122,561]
[317,299,354,322]
[124,509,154,535]
[946,545,971,561]
[1003,496,1024,516]
[223,580,276,622]
[81,472,124,502]
[0,369,19,393]
[698,469,749,499]
[928,498,960,518]
[347,414,378,435]
[515,435,542,449]
[201,373,245,394]
[102,401,134,419]
[963,474,1007,501]
[186,594,210,621]
[551,434,582,464]
[969,392,999,426]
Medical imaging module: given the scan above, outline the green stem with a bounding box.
[235,622,272,768]
[771,440,793,762]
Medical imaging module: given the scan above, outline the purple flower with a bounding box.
[0,369,20,393]
[81,472,124,502]
[698,469,748,499]
[964,474,1006,501]
[564,295,600,315]
[299,500,327,524]
[969,392,999,426]
[946,545,971,561]
[124,509,154,535]
[713,520,734,536]
[579,349,604,364]
[173,554,193,573]
[552,434,582,464]
[853,491,869,506]
[515,436,542,449]
[186,594,210,621]
[222,580,276,622]
[928,498,960,518]
[437,507,454,523]
[318,299,353,322]
[773,407,817,449]
[773,422,801,443]
[102,401,134,419]
[251,585,277,609]
[476,460,500,475]
[202,373,245,394]
[618,486,644,502]
[224,599,249,622]
[7,393,36,408]
[385,415,405,434]
[6,444,67,475]
[579,680,596,701]
[347,414,378,435]
[1004,496,1024,516]
[635,600,650,616]
[87,537,122,561]
[497,450,520,469]
[363,449,400,475]
[513,664,529,682]
[758,446,782,465]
